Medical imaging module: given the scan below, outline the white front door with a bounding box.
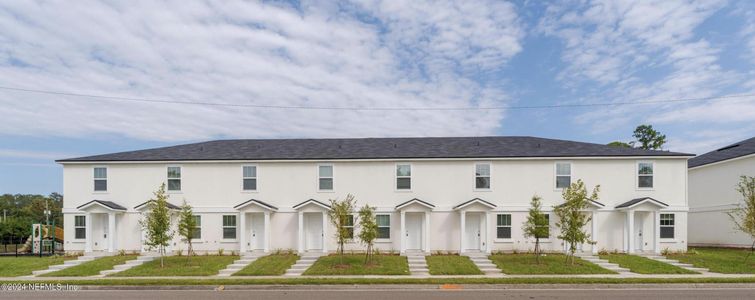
[305,213,323,251]
[465,213,481,251]
[94,214,107,251]
[634,215,644,252]
[406,213,423,250]
[250,214,265,250]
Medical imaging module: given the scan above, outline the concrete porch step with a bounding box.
[409,267,429,272]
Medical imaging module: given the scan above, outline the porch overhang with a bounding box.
[555,199,605,210]
[293,199,331,211]
[133,200,180,211]
[615,197,668,211]
[395,198,435,211]
[234,199,278,211]
[76,200,127,212]
[453,198,496,210]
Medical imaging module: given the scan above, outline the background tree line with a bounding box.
[0,193,63,239]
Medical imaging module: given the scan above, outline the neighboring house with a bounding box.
[688,136,755,248]
[57,136,692,255]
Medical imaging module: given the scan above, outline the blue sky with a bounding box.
[2,0,755,195]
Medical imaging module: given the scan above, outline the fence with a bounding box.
[0,235,63,257]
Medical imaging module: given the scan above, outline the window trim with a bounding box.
[395,163,412,191]
[191,215,202,240]
[495,213,512,241]
[554,161,572,190]
[344,214,355,240]
[166,165,182,193]
[241,165,258,192]
[474,162,492,191]
[376,214,391,241]
[93,166,108,193]
[74,215,86,240]
[636,161,655,190]
[222,215,237,241]
[317,164,335,192]
[660,213,675,240]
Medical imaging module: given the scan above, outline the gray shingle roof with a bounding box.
[615,197,668,209]
[56,136,692,162]
[688,136,755,168]
[133,200,181,210]
[77,200,127,211]
[234,199,278,211]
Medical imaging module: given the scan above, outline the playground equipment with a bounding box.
[29,224,64,254]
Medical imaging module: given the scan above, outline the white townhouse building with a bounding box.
[57,136,692,256]
[688,136,755,248]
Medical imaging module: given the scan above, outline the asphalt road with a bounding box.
[3,287,755,300]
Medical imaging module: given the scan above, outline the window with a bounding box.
[242,166,257,191]
[638,162,654,188]
[555,162,571,189]
[344,215,354,239]
[475,163,491,189]
[396,164,411,190]
[538,214,550,239]
[660,214,674,239]
[222,215,237,239]
[191,215,201,239]
[167,166,181,191]
[74,216,86,239]
[496,214,511,239]
[93,167,107,192]
[318,165,333,191]
[377,214,390,239]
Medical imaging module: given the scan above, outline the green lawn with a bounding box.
[489,253,615,274]
[111,255,238,277]
[0,256,75,277]
[303,254,409,275]
[600,254,697,274]
[425,255,483,275]
[40,255,138,277]
[233,254,299,276]
[667,247,755,274]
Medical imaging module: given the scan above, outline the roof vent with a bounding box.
[393,143,397,148]
[199,146,204,151]
[716,144,740,151]
[476,141,480,146]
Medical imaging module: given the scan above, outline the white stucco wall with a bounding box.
[688,155,755,247]
[62,157,689,254]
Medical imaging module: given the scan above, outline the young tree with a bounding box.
[328,194,357,264]
[140,184,174,267]
[522,195,549,263]
[357,204,378,264]
[177,200,197,259]
[727,175,755,260]
[555,179,600,265]
[631,124,666,150]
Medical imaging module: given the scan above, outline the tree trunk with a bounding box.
[534,238,540,264]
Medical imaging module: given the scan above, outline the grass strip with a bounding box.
[0,256,75,277]
[490,253,615,274]
[111,255,238,277]
[426,255,483,275]
[600,254,697,274]
[40,255,138,277]
[233,254,299,276]
[303,254,409,275]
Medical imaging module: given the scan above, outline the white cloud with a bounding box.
[0,0,523,142]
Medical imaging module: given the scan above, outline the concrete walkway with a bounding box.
[217,252,267,276]
[284,252,325,276]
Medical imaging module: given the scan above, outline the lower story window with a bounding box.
[538,214,550,239]
[344,215,354,239]
[660,213,674,239]
[377,214,390,239]
[223,215,237,239]
[496,214,511,239]
[74,215,86,239]
[191,215,202,239]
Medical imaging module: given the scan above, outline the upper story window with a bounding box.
[167,166,181,191]
[93,167,107,192]
[242,166,257,191]
[318,165,333,191]
[555,162,571,189]
[74,215,86,239]
[475,163,491,190]
[396,164,411,190]
[637,162,654,189]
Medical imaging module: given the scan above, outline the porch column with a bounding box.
[627,210,635,254]
[239,212,247,253]
[400,211,406,254]
[321,211,327,253]
[591,211,599,254]
[459,211,466,254]
[424,211,430,254]
[85,212,92,253]
[297,211,304,253]
[485,212,492,254]
[107,212,116,253]
[654,211,661,254]
[264,211,271,253]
